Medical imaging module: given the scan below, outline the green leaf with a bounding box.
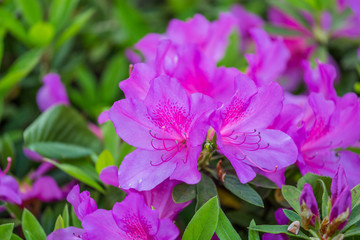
[172,182,196,204]
[297,173,332,191]
[49,0,79,31]
[343,203,360,231]
[351,184,360,208]
[0,223,14,240]
[62,205,70,228]
[281,185,301,214]
[196,173,218,210]
[28,22,54,46]
[24,105,102,160]
[183,196,220,240]
[224,175,264,207]
[53,215,64,231]
[70,207,82,228]
[5,204,23,221]
[15,0,43,26]
[55,9,94,49]
[283,209,301,222]
[344,227,360,237]
[0,8,29,45]
[100,54,128,104]
[44,158,104,193]
[215,209,241,240]
[96,150,115,174]
[22,209,46,240]
[318,179,329,219]
[101,121,121,165]
[249,174,278,189]
[248,225,308,239]
[0,49,43,97]
[10,234,22,240]
[0,28,5,70]
[264,24,302,36]
[248,220,260,240]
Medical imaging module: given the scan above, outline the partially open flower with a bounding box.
[299,183,319,230]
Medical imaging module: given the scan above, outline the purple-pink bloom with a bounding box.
[133,13,236,64]
[210,74,297,183]
[82,192,178,240]
[47,227,88,240]
[0,157,22,205]
[300,183,319,228]
[36,73,70,112]
[230,5,264,51]
[330,166,349,205]
[110,77,215,190]
[66,185,97,221]
[245,28,290,86]
[20,176,64,202]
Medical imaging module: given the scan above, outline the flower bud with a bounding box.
[299,183,319,230]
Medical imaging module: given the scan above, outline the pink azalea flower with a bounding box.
[133,13,236,64]
[245,28,290,86]
[48,189,179,240]
[0,157,22,205]
[300,183,319,228]
[66,185,97,221]
[230,5,264,51]
[210,74,297,183]
[20,176,64,202]
[36,73,70,112]
[100,168,191,221]
[109,77,215,190]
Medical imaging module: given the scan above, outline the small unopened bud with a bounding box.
[300,203,313,230]
[327,208,350,236]
[320,216,329,235]
[287,221,300,235]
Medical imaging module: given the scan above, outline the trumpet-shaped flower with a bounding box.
[211,74,297,183]
[110,77,215,190]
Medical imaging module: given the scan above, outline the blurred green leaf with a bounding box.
[15,0,43,26]
[101,121,121,165]
[62,205,70,228]
[172,182,196,204]
[24,105,102,160]
[0,8,30,45]
[22,209,47,240]
[196,173,218,210]
[249,174,278,189]
[343,203,360,232]
[215,209,241,240]
[55,9,94,49]
[54,215,64,231]
[183,196,219,240]
[44,158,104,193]
[224,175,264,207]
[248,225,308,238]
[264,24,302,36]
[118,141,136,166]
[0,28,5,70]
[281,185,301,214]
[344,228,360,237]
[351,184,360,208]
[5,204,22,221]
[248,220,260,240]
[70,207,82,228]
[0,49,43,97]
[100,54,127,104]
[96,150,114,174]
[28,22,55,47]
[50,0,79,31]
[297,173,331,191]
[10,234,22,240]
[0,223,14,240]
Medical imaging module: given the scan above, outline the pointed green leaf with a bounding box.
[50,0,79,31]
[281,185,301,214]
[10,234,22,240]
[351,184,360,208]
[54,216,64,231]
[172,182,196,204]
[248,220,260,240]
[183,196,220,240]
[224,175,264,207]
[0,8,29,45]
[62,204,70,228]
[248,225,308,239]
[22,209,46,240]
[196,173,218,210]
[0,223,14,240]
[215,209,241,240]
[283,209,301,222]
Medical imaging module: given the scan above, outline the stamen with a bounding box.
[129,64,134,76]
[236,153,278,173]
[3,157,12,174]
